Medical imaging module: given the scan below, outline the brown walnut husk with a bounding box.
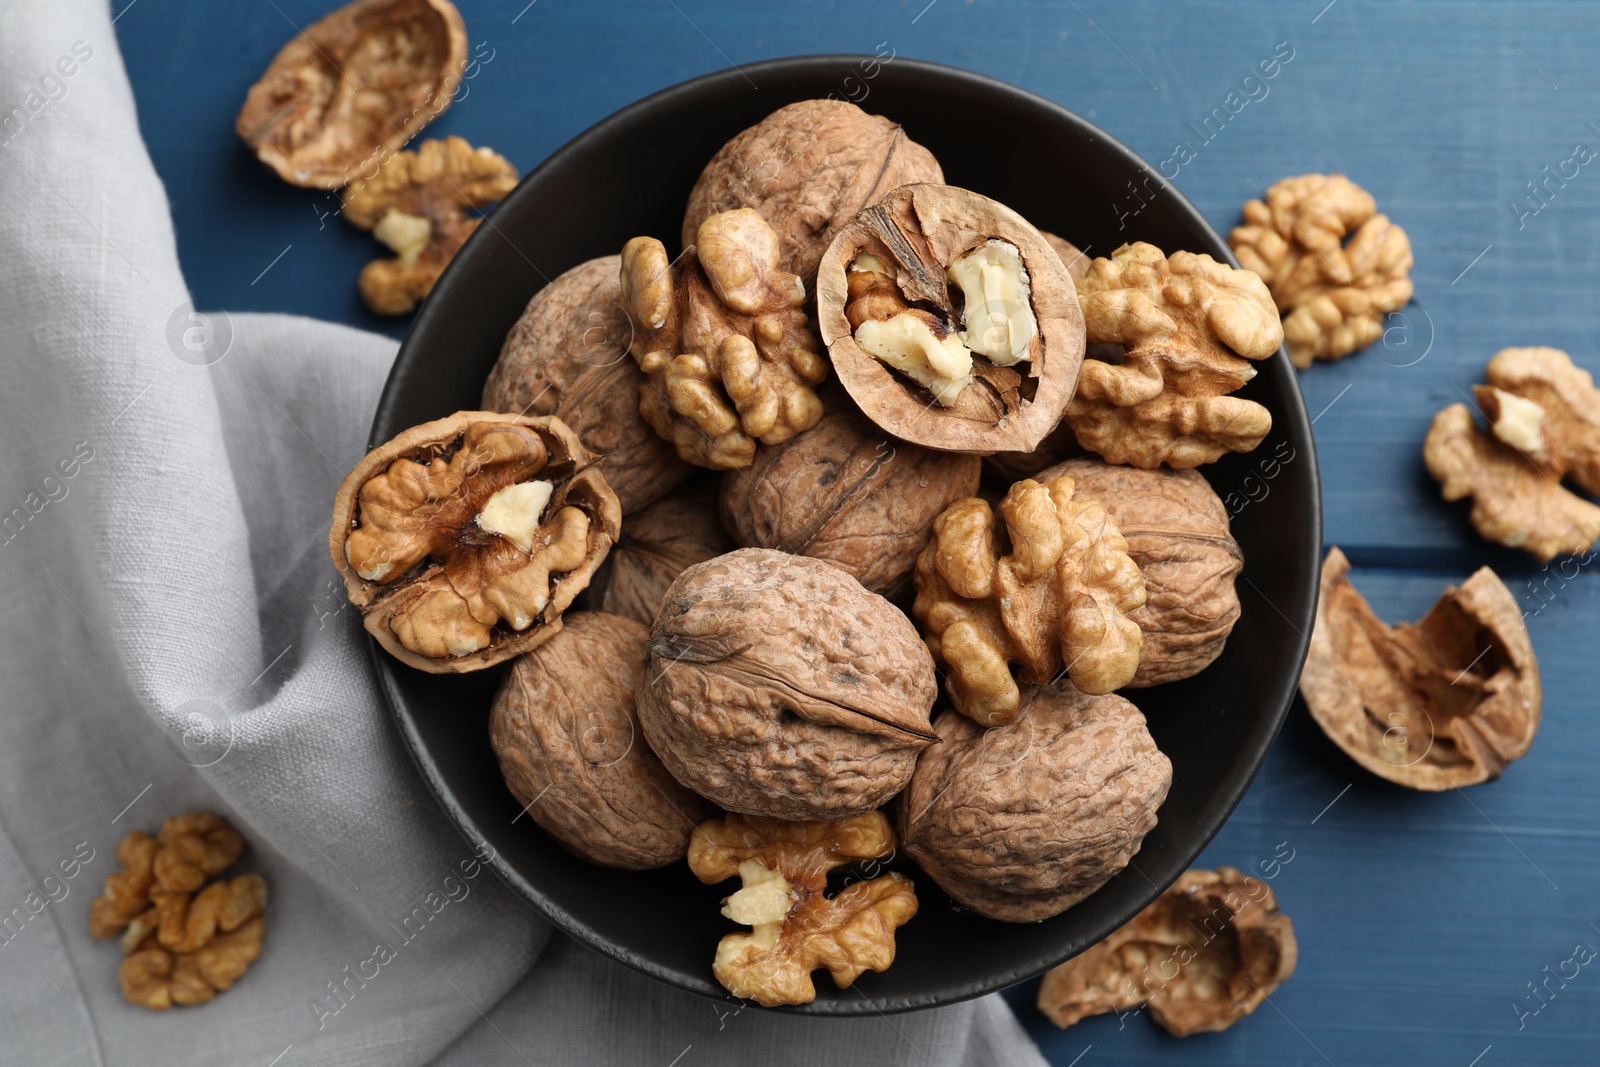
[329,412,622,673]
[482,255,692,513]
[682,99,944,284]
[899,686,1171,922]
[235,0,467,189]
[1038,867,1297,1036]
[816,184,1085,454]
[1039,458,1242,687]
[489,612,711,869]
[638,548,938,820]
[720,404,982,596]
[1300,547,1540,790]
[588,479,734,627]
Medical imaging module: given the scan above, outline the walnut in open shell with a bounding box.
[330,412,621,672]
[638,548,938,820]
[816,184,1085,454]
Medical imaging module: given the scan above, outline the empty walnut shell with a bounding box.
[329,412,621,673]
[489,612,711,868]
[682,99,944,284]
[720,404,982,596]
[638,548,938,820]
[899,686,1171,922]
[1039,458,1242,687]
[235,0,468,189]
[483,255,692,513]
[1300,547,1541,790]
[1038,867,1297,1037]
[588,478,734,627]
[816,184,1085,454]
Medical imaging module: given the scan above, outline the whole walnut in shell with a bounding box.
[683,99,944,284]
[720,403,982,596]
[1039,458,1242,687]
[489,612,711,868]
[899,686,1171,922]
[483,255,692,513]
[588,479,734,627]
[638,549,938,820]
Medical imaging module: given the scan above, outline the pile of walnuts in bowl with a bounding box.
[330,99,1289,1007]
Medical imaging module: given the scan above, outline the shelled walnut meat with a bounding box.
[689,810,916,1007]
[483,255,692,513]
[682,99,944,284]
[816,184,1085,454]
[588,479,734,626]
[1070,242,1282,469]
[720,403,982,596]
[900,686,1171,922]
[639,548,938,820]
[1039,458,1242,687]
[1300,547,1540,790]
[621,209,829,470]
[1038,867,1297,1036]
[913,477,1147,727]
[236,0,467,188]
[330,412,621,672]
[489,612,711,868]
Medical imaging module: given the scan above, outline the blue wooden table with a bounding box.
[117,2,1600,1063]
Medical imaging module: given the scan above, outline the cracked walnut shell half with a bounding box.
[1300,547,1540,790]
[913,477,1147,726]
[816,184,1084,454]
[1474,347,1600,497]
[621,209,829,470]
[330,412,622,673]
[689,810,916,1007]
[900,686,1170,922]
[1038,867,1297,1036]
[638,548,938,820]
[236,0,467,188]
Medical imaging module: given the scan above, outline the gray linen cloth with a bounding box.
[0,2,1048,1063]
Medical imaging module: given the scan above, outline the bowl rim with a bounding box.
[370,52,1323,1015]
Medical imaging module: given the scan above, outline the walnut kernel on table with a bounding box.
[815,184,1085,455]
[638,549,938,821]
[236,0,467,188]
[489,611,711,869]
[1069,242,1282,469]
[899,686,1171,923]
[912,477,1147,727]
[720,403,982,597]
[1037,867,1297,1037]
[682,99,944,285]
[342,136,519,315]
[1229,173,1413,368]
[621,209,829,470]
[1474,347,1600,495]
[329,412,621,673]
[1300,547,1540,790]
[588,479,734,627]
[482,255,692,514]
[688,810,916,1007]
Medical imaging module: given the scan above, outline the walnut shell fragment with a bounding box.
[638,548,938,820]
[1038,867,1297,1036]
[1039,458,1242,687]
[1474,347,1600,496]
[621,209,829,470]
[899,686,1170,922]
[683,99,944,284]
[235,0,467,189]
[489,612,711,868]
[720,404,982,596]
[483,255,692,513]
[588,479,734,626]
[330,412,622,673]
[816,184,1085,454]
[1040,230,1092,282]
[1301,547,1540,790]
[913,477,1147,726]
[688,810,916,1007]
[342,136,519,315]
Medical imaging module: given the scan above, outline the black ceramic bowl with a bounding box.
[369,56,1321,1014]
